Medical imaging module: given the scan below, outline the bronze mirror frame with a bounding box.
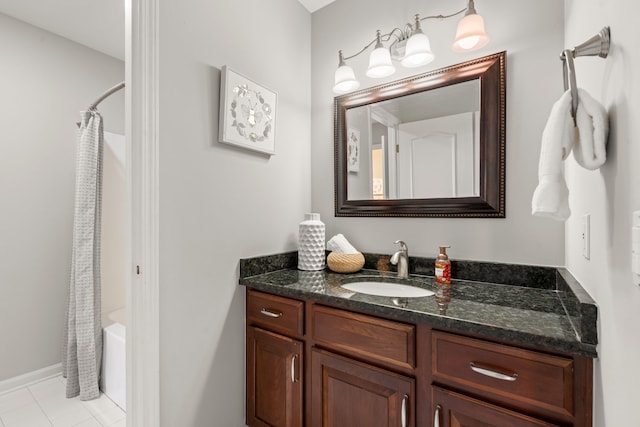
[334,51,506,217]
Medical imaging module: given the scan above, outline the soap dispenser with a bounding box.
[435,246,451,285]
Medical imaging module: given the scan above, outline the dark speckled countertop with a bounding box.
[239,252,598,358]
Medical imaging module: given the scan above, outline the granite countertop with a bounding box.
[239,252,598,358]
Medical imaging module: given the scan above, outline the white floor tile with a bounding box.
[28,378,65,402]
[80,395,117,417]
[0,388,37,415]
[91,406,124,427]
[107,418,126,427]
[72,419,102,427]
[48,404,93,427]
[0,402,52,427]
[0,377,123,427]
[38,393,88,422]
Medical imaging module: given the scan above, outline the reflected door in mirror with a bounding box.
[396,112,479,199]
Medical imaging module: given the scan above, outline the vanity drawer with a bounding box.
[246,290,304,337]
[311,305,416,370]
[432,331,574,418]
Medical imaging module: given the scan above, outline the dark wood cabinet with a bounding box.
[247,326,303,427]
[247,290,304,337]
[431,386,560,427]
[431,331,575,421]
[246,290,305,427]
[312,305,416,372]
[311,348,414,427]
[430,330,593,426]
[245,289,593,427]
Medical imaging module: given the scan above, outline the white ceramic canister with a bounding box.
[298,213,326,270]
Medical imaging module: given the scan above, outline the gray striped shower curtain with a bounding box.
[62,110,104,400]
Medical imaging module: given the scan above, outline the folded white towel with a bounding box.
[532,89,608,221]
[572,89,608,170]
[532,91,574,220]
[326,234,359,254]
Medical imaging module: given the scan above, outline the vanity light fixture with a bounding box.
[332,0,490,94]
[452,0,490,52]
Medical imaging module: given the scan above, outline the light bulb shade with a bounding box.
[333,64,360,94]
[401,32,434,68]
[452,13,489,52]
[366,46,396,78]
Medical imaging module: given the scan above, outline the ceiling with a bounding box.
[297,0,336,13]
[0,0,335,61]
[0,0,125,60]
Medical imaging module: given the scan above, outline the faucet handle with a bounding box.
[394,240,408,253]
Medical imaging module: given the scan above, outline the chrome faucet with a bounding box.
[390,240,409,279]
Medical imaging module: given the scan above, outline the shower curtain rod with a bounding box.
[88,81,125,110]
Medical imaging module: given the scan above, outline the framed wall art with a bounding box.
[219,66,277,155]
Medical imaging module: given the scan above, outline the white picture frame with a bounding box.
[219,66,277,155]
[347,127,360,173]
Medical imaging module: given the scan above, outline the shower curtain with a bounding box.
[62,110,104,400]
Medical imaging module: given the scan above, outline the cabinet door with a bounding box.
[247,327,303,427]
[311,348,414,427]
[431,331,574,419]
[431,386,560,427]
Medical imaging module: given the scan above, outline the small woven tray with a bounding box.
[327,252,365,273]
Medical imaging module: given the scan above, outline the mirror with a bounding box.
[334,51,506,217]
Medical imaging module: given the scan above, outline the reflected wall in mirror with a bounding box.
[334,51,506,217]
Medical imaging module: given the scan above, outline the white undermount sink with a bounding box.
[340,280,435,298]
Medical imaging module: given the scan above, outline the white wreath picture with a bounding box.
[219,66,277,155]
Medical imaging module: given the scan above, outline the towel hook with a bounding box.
[560,26,610,126]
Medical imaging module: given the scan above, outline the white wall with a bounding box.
[157,0,311,424]
[564,0,640,425]
[0,12,124,381]
[102,131,127,320]
[311,0,566,265]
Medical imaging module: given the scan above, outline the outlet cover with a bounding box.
[582,214,590,260]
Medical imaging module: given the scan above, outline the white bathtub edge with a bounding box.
[102,322,126,411]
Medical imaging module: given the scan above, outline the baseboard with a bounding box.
[0,363,62,395]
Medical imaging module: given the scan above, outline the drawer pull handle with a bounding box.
[260,308,283,318]
[291,354,298,383]
[469,362,518,381]
[401,394,408,427]
[434,404,441,427]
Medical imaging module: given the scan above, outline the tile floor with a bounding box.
[0,376,125,427]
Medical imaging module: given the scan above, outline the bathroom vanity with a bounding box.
[240,252,597,427]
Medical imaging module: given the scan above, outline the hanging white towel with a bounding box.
[531,91,574,220]
[532,89,608,221]
[572,89,608,170]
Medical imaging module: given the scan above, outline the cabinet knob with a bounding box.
[434,404,441,427]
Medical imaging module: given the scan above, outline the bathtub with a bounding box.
[101,308,126,410]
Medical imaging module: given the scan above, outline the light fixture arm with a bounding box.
[417,7,468,24]
[340,28,404,62]
[465,0,477,16]
[339,7,468,63]
[333,1,489,94]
